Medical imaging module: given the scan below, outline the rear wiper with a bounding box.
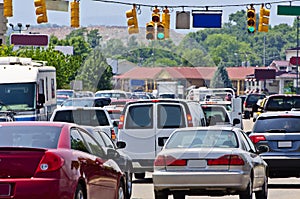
[265,129,287,133]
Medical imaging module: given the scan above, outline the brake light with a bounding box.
[151,99,160,103]
[244,101,247,107]
[118,115,124,129]
[207,155,244,165]
[111,128,116,140]
[35,152,64,173]
[249,135,266,144]
[187,113,193,127]
[154,155,187,166]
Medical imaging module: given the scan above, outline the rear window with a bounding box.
[53,110,110,126]
[0,126,60,148]
[157,104,185,128]
[265,96,300,111]
[202,106,230,123]
[125,104,153,129]
[246,94,266,104]
[254,116,300,133]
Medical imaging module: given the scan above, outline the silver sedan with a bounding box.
[152,126,268,199]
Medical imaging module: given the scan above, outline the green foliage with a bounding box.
[210,62,232,88]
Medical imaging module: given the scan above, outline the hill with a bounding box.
[28,25,185,45]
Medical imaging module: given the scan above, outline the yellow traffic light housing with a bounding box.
[247,6,256,33]
[152,7,160,23]
[156,22,165,40]
[70,1,80,28]
[126,5,139,34]
[258,5,270,32]
[162,7,170,39]
[3,0,13,17]
[34,0,48,24]
[146,22,155,40]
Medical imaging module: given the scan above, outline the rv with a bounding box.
[0,57,56,121]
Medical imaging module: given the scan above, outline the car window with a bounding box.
[125,104,153,129]
[79,129,105,157]
[89,130,106,147]
[0,126,60,148]
[254,116,300,133]
[157,104,185,128]
[265,96,300,111]
[240,131,256,152]
[70,128,90,153]
[99,131,115,148]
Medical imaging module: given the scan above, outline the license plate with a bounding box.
[188,160,207,168]
[278,141,292,148]
[0,184,11,196]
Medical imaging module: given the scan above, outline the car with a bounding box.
[262,94,300,112]
[248,111,300,178]
[60,97,111,108]
[201,104,233,126]
[56,89,76,98]
[56,94,69,107]
[118,99,207,179]
[82,126,133,199]
[0,121,126,199]
[243,93,266,119]
[50,107,117,141]
[95,90,128,99]
[152,126,268,199]
[252,98,267,122]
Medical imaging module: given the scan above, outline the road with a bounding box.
[130,119,300,199]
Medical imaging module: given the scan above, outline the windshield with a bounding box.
[254,116,300,133]
[62,99,94,107]
[0,83,35,111]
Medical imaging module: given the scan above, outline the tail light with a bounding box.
[244,101,247,107]
[249,135,266,144]
[154,155,187,166]
[187,113,193,127]
[111,128,116,140]
[118,115,125,129]
[207,155,244,165]
[35,151,64,173]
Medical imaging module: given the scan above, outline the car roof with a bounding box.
[173,126,237,132]
[258,111,300,118]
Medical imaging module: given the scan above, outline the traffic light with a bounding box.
[156,22,165,40]
[126,5,139,34]
[247,6,256,33]
[162,7,170,39]
[70,1,80,28]
[34,0,48,24]
[146,22,155,40]
[258,5,270,32]
[3,0,13,17]
[152,7,160,23]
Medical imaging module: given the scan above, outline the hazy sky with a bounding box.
[4,0,300,33]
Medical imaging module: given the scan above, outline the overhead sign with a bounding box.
[277,5,300,16]
[10,34,49,46]
[254,69,276,80]
[290,56,300,65]
[176,11,190,29]
[46,0,69,12]
[192,10,222,28]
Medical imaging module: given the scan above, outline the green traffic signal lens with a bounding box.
[248,26,255,33]
[157,32,165,40]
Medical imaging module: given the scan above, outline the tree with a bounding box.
[87,29,102,48]
[210,62,232,88]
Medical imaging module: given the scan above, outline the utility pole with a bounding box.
[0,3,8,45]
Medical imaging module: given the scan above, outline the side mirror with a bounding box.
[116,141,126,149]
[158,137,169,147]
[233,118,241,126]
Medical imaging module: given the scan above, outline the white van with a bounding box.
[117,99,206,179]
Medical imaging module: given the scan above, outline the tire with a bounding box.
[117,181,125,199]
[255,177,268,199]
[74,184,85,199]
[239,179,253,199]
[125,172,133,199]
[154,190,168,199]
[134,172,145,179]
[173,192,185,199]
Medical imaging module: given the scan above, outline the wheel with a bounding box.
[255,177,268,199]
[117,181,125,199]
[154,190,168,199]
[239,179,253,199]
[74,184,85,199]
[134,172,145,179]
[173,192,185,199]
[125,172,133,199]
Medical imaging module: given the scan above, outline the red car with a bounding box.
[0,121,126,199]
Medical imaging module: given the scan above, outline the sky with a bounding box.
[3,0,300,33]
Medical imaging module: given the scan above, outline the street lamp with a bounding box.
[9,23,30,33]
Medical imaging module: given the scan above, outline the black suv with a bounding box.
[243,93,266,119]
